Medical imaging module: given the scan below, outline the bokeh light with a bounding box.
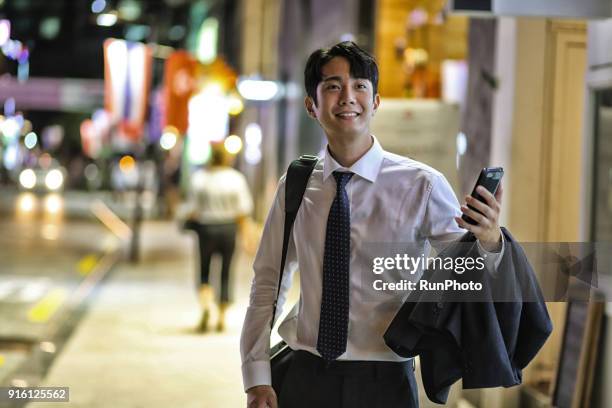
[160,127,178,150]
[224,135,243,154]
[119,155,136,173]
[97,12,117,27]
[44,194,63,214]
[84,163,99,181]
[19,169,36,189]
[237,78,280,101]
[91,0,106,13]
[45,169,64,191]
[228,93,244,116]
[17,193,36,213]
[245,123,262,146]
[24,132,37,149]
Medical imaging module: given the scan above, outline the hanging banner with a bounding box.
[103,38,152,141]
[162,50,197,135]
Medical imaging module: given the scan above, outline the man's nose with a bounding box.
[339,86,356,105]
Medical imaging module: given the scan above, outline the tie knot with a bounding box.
[333,171,353,188]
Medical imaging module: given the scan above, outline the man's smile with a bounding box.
[335,111,361,119]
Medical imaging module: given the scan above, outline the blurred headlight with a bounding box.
[19,169,36,189]
[45,169,64,190]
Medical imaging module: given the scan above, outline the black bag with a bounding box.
[270,339,293,392]
[182,219,200,232]
[269,155,318,395]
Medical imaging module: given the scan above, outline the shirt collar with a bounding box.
[322,135,384,183]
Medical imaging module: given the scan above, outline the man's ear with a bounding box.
[372,94,381,115]
[304,96,317,119]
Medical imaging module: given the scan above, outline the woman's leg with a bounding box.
[196,225,216,332]
[216,224,237,331]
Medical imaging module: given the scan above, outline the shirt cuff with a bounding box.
[242,360,272,392]
[476,233,505,274]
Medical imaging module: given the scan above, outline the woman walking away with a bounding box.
[185,142,253,332]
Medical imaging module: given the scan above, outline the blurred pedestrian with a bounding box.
[184,142,253,332]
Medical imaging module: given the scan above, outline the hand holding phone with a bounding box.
[461,167,504,225]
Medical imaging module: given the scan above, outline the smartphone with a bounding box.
[461,167,504,225]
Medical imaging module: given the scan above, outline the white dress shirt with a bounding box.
[240,136,503,391]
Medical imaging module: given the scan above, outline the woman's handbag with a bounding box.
[182,218,200,232]
[269,155,318,395]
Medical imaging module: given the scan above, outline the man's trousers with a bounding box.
[277,350,418,408]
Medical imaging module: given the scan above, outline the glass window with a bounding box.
[591,88,612,243]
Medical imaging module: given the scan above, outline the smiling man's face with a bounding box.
[306,56,380,144]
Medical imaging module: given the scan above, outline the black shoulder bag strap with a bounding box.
[268,158,317,393]
[270,154,318,330]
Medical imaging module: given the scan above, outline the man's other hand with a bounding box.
[247,385,277,408]
[455,183,503,251]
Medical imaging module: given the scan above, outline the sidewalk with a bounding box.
[27,220,253,407]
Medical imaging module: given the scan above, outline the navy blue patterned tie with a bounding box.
[317,171,353,362]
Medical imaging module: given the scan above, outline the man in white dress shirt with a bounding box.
[241,41,504,408]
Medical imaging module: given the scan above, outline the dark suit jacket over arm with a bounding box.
[384,228,553,404]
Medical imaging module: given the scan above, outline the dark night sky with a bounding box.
[1,0,192,79]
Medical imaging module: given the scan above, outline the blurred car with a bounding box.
[18,166,67,192]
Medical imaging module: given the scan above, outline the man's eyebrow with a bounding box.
[321,76,370,85]
[322,76,369,82]
[321,76,343,82]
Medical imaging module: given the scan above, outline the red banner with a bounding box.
[163,51,198,135]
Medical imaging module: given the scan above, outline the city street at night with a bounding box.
[0,190,250,407]
[2,0,612,406]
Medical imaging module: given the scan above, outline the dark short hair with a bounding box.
[209,141,228,166]
[304,41,379,106]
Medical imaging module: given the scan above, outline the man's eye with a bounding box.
[327,84,340,90]
[357,84,367,89]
